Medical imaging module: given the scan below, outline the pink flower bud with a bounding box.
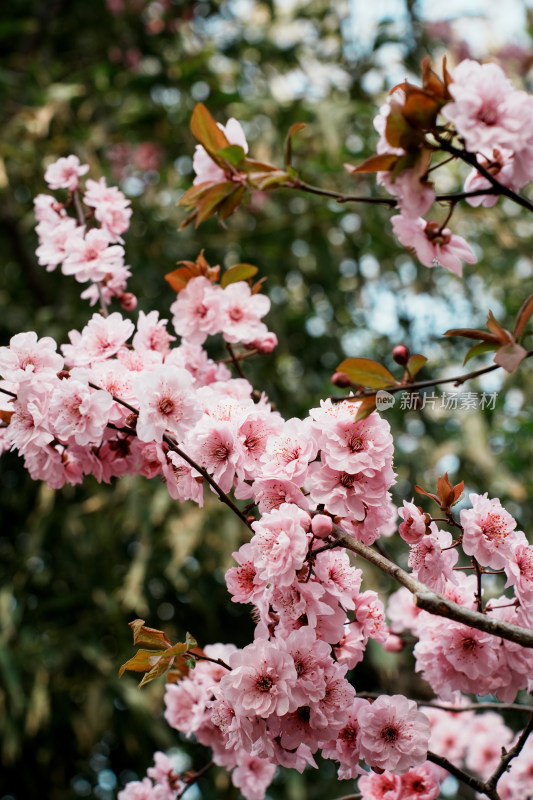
[331,371,351,388]
[383,634,405,652]
[311,514,333,539]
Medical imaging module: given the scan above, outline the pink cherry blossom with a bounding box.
[44,155,89,191]
[443,59,532,154]
[358,770,402,800]
[192,117,248,185]
[398,500,427,544]
[391,214,477,277]
[220,282,270,344]
[62,227,125,283]
[170,276,224,345]
[220,639,297,718]
[0,331,63,383]
[230,753,276,800]
[49,378,113,445]
[460,492,524,569]
[357,694,430,774]
[132,365,201,442]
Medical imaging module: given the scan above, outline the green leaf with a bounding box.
[463,341,498,365]
[190,103,229,155]
[217,144,246,167]
[337,358,396,389]
[406,354,427,377]
[221,263,259,288]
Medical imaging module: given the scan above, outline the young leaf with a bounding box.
[486,310,513,344]
[353,395,377,422]
[463,341,499,365]
[337,358,396,389]
[444,327,501,344]
[118,648,164,678]
[190,103,230,155]
[513,291,533,339]
[128,619,171,649]
[195,182,236,226]
[406,354,427,377]
[345,154,399,174]
[493,342,529,373]
[221,263,259,288]
[285,122,306,167]
[217,144,246,167]
[217,184,245,221]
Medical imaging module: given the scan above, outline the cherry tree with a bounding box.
[2,56,533,800]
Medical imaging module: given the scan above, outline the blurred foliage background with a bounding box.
[2,1,533,798]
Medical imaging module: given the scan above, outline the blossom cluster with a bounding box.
[368,59,533,275]
[391,493,533,702]
[4,148,533,800]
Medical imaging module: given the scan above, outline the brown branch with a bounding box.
[286,177,501,208]
[426,751,498,799]
[485,713,533,791]
[218,349,258,364]
[435,138,533,214]
[226,342,247,380]
[187,652,231,671]
[356,693,533,714]
[176,760,214,799]
[324,524,533,648]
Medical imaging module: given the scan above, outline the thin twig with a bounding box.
[435,138,533,214]
[485,713,533,790]
[187,652,231,671]
[330,350,533,402]
[426,751,497,799]
[226,342,247,379]
[356,693,533,714]
[176,760,214,799]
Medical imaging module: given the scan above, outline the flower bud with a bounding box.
[331,371,351,388]
[392,344,410,365]
[311,514,333,539]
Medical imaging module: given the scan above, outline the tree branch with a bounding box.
[485,713,533,791]
[426,751,498,799]
[435,138,533,214]
[330,350,533,403]
[324,525,533,648]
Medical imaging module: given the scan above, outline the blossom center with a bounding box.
[256,674,274,692]
[380,724,399,743]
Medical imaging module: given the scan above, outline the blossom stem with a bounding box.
[472,556,484,613]
[176,760,214,799]
[357,693,533,714]
[226,342,247,379]
[187,652,231,671]
[72,188,109,318]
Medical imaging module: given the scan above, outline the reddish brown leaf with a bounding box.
[444,327,502,344]
[493,342,529,373]
[353,395,377,422]
[403,86,441,130]
[486,310,513,344]
[190,103,230,155]
[217,185,245,221]
[337,358,396,389]
[513,292,533,340]
[345,154,399,174]
[406,354,427,378]
[129,619,171,649]
[195,182,236,226]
